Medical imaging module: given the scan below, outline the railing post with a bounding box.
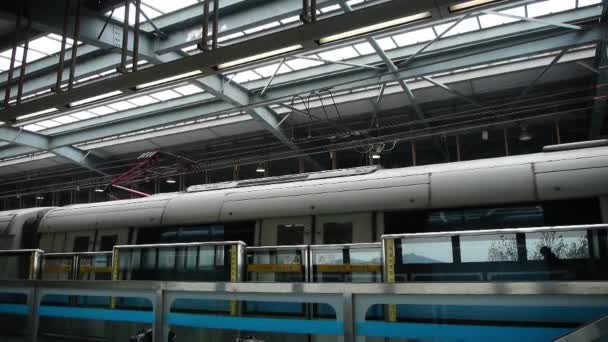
[154,287,165,342]
[28,285,39,342]
[343,292,355,342]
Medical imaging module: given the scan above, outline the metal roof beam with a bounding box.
[0,125,107,175]
[0,0,454,122]
[0,23,604,161]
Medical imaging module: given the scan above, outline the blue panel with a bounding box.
[357,321,572,341]
[169,313,343,336]
[39,306,153,324]
[41,295,69,305]
[0,304,28,316]
[393,305,608,324]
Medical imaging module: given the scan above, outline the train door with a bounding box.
[94,229,128,251]
[315,213,373,244]
[66,231,95,252]
[258,216,312,246]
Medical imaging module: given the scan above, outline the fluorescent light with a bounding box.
[70,90,122,107]
[449,0,501,12]
[256,162,266,173]
[36,195,44,200]
[166,177,177,184]
[319,12,431,44]
[94,188,105,193]
[136,70,203,89]
[17,107,59,121]
[218,45,304,69]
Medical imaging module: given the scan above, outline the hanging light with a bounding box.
[519,125,532,142]
[94,188,105,193]
[35,195,44,200]
[371,145,383,160]
[256,162,266,173]
[481,130,489,141]
[166,177,177,184]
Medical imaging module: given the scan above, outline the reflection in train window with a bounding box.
[324,222,353,244]
[526,230,589,260]
[460,234,518,262]
[277,224,305,245]
[401,237,453,264]
[428,206,544,230]
[314,250,343,265]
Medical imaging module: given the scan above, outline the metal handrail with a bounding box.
[114,241,247,249]
[309,242,382,249]
[43,251,112,257]
[382,224,608,240]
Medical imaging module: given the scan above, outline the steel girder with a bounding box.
[0,24,603,161]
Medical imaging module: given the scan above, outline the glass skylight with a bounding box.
[434,17,480,37]
[527,0,576,17]
[318,46,360,61]
[478,6,525,28]
[0,34,82,72]
[107,0,198,25]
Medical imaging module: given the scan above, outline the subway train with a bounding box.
[0,141,607,255]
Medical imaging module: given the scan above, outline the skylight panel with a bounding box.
[23,124,44,132]
[150,89,181,101]
[70,111,97,120]
[478,6,525,28]
[244,22,281,35]
[527,0,575,17]
[254,63,293,77]
[36,120,62,128]
[54,115,79,124]
[434,17,480,37]
[353,42,375,55]
[392,27,436,47]
[128,95,160,106]
[376,37,397,50]
[181,44,198,53]
[285,57,325,70]
[318,46,359,61]
[346,0,365,5]
[174,84,204,96]
[89,106,116,116]
[17,108,58,121]
[578,0,602,6]
[108,101,137,111]
[70,90,123,107]
[28,36,63,54]
[231,70,263,83]
[142,0,197,13]
[109,4,162,25]
[0,56,16,71]
[47,34,73,47]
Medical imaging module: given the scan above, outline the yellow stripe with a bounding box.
[385,239,397,322]
[42,265,73,274]
[79,266,113,274]
[229,245,238,316]
[28,254,35,280]
[247,264,303,273]
[316,264,381,273]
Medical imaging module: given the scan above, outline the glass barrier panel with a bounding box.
[78,254,113,280]
[41,256,72,280]
[247,249,306,282]
[0,252,37,280]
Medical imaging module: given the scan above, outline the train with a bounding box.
[0,141,606,256]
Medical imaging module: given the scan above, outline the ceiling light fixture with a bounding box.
[35,195,44,200]
[166,177,177,184]
[16,108,59,121]
[481,130,489,141]
[217,45,304,70]
[319,12,432,44]
[256,162,266,173]
[371,145,383,160]
[69,90,123,107]
[519,124,532,142]
[449,0,502,12]
[136,70,204,89]
[94,188,105,193]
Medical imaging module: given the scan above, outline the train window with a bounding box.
[428,206,544,230]
[143,249,156,270]
[323,222,353,244]
[99,235,117,251]
[73,236,90,252]
[277,224,305,245]
[460,234,518,262]
[199,246,216,266]
[525,230,589,260]
[401,237,453,264]
[158,249,175,270]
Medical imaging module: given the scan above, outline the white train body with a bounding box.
[1,145,607,253]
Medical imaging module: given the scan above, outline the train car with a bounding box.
[29,143,608,254]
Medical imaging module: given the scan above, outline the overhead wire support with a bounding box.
[199,0,210,51]
[212,0,219,50]
[260,58,286,97]
[53,0,71,93]
[16,0,32,105]
[3,2,22,107]
[118,0,130,74]
[68,0,81,90]
[132,0,142,72]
